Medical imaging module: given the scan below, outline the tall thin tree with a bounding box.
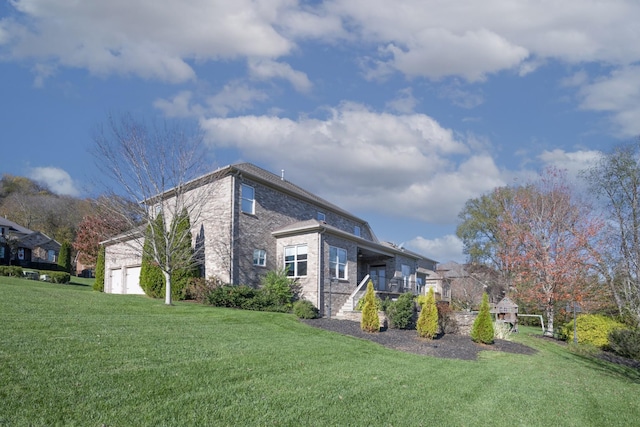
[91,113,212,305]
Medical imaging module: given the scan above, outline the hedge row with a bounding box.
[0,266,70,284]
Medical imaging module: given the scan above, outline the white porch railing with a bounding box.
[346,274,370,311]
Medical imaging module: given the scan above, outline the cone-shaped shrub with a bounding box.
[140,215,166,298]
[360,280,380,333]
[471,293,494,344]
[93,245,105,292]
[417,287,438,339]
[58,241,72,273]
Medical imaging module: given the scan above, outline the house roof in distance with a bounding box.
[0,216,33,235]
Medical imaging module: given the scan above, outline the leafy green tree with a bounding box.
[94,245,105,292]
[360,280,380,333]
[57,241,72,273]
[140,215,166,298]
[417,287,438,339]
[471,293,494,344]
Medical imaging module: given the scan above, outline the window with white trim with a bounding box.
[317,212,326,221]
[48,250,56,262]
[285,244,307,277]
[253,249,266,267]
[354,225,361,237]
[329,246,347,280]
[241,184,255,214]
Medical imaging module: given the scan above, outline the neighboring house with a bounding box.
[0,217,61,268]
[103,163,444,317]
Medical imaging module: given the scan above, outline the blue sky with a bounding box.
[1,1,639,263]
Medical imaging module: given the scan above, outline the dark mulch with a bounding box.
[301,318,537,361]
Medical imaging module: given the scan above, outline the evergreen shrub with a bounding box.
[471,293,494,344]
[360,281,380,333]
[40,271,71,284]
[94,246,105,292]
[57,241,72,273]
[386,292,415,329]
[0,266,23,277]
[417,287,438,339]
[609,328,640,361]
[293,300,319,319]
[563,314,625,348]
[261,268,296,309]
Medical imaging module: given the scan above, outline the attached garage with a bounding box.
[124,266,144,295]
[109,268,123,294]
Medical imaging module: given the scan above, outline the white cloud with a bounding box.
[577,66,640,137]
[248,59,313,93]
[200,103,506,223]
[29,167,80,197]
[538,149,602,181]
[3,0,297,83]
[405,235,465,264]
[386,87,418,113]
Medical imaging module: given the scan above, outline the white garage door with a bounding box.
[110,268,123,294]
[125,266,144,295]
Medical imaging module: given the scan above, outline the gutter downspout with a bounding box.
[230,172,237,284]
[318,225,326,315]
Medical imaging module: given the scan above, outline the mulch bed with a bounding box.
[301,318,537,361]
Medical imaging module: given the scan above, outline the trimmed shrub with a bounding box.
[417,287,438,339]
[0,266,24,277]
[609,328,640,361]
[40,271,71,284]
[360,281,380,333]
[184,277,224,303]
[386,292,415,329]
[563,314,625,348]
[169,209,199,301]
[94,246,105,292]
[471,293,494,344]
[293,300,319,319]
[207,285,257,308]
[261,268,296,309]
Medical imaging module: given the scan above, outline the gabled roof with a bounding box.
[18,231,60,250]
[272,219,432,261]
[0,216,33,235]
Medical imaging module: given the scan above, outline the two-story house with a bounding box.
[103,163,444,317]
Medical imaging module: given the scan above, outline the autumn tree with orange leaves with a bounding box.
[497,168,603,336]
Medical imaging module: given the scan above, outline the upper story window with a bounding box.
[317,212,326,222]
[47,250,56,262]
[253,249,266,267]
[0,227,5,236]
[329,246,347,280]
[241,184,255,214]
[354,225,361,237]
[285,244,307,277]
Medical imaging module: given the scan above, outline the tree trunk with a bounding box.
[164,271,172,305]
[544,304,554,337]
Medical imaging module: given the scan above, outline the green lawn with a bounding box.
[1,278,639,426]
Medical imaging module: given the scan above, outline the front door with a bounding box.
[370,266,386,291]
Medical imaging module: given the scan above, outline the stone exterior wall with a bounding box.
[453,312,478,336]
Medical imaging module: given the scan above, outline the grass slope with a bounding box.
[1,278,639,426]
